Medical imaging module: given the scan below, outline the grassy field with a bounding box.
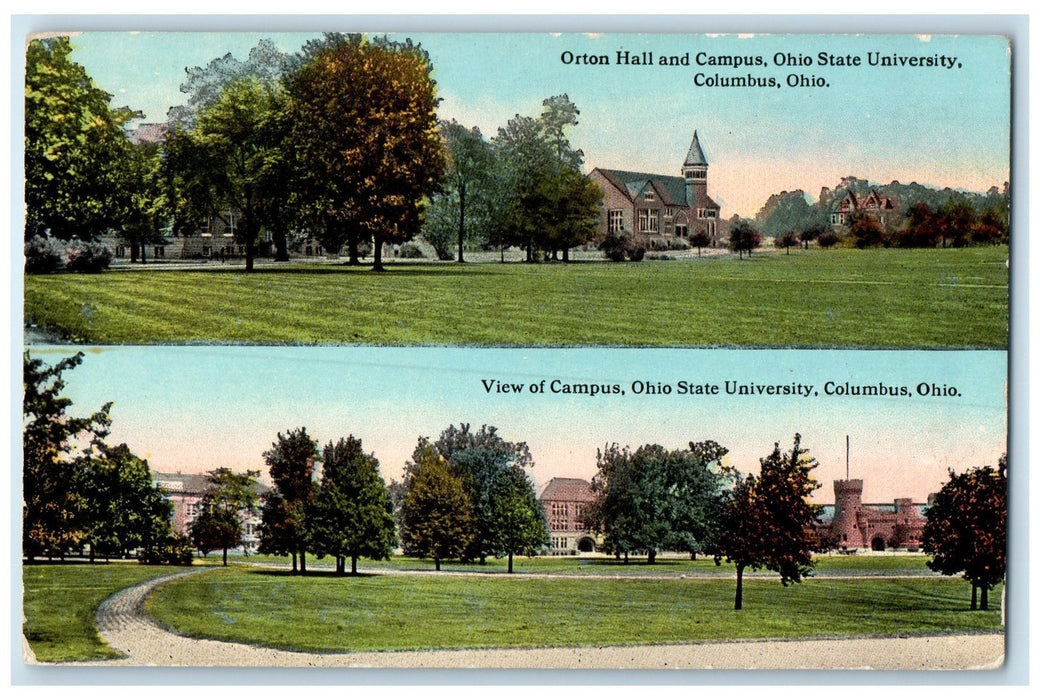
[22,562,188,662]
[147,564,1003,654]
[23,246,1008,347]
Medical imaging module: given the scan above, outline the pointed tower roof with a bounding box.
[684,130,708,167]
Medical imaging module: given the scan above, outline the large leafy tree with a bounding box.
[25,37,141,241]
[307,436,397,575]
[79,443,173,561]
[261,428,318,574]
[168,76,287,271]
[586,441,730,564]
[488,466,549,573]
[423,120,499,262]
[727,219,762,259]
[23,352,111,561]
[285,33,446,271]
[400,444,474,570]
[715,434,822,610]
[922,457,1007,611]
[412,424,536,564]
[191,467,259,566]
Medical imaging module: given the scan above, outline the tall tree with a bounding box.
[79,443,173,562]
[25,37,140,241]
[715,434,822,610]
[261,428,318,574]
[727,220,762,259]
[922,457,1007,611]
[23,352,111,561]
[400,445,474,570]
[488,466,549,573]
[192,467,259,566]
[307,436,397,575]
[285,33,446,271]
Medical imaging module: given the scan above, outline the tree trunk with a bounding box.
[647,550,656,565]
[131,242,139,263]
[222,547,228,567]
[141,244,147,263]
[434,557,441,571]
[971,583,978,610]
[734,563,745,610]
[457,183,466,263]
[351,555,358,575]
[562,247,570,262]
[291,551,298,574]
[508,551,514,574]
[272,227,289,262]
[336,557,344,575]
[300,550,307,574]
[348,230,360,265]
[980,585,989,611]
[372,233,385,272]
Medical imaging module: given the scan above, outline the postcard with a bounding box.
[18,24,1015,677]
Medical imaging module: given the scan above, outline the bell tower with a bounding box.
[683,130,708,206]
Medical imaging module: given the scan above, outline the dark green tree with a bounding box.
[774,231,799,254]
[848,211,887,248]
[488,466,549,573]
[922,457,1007,611]
[715,434,822,610]
[23,352,111,561]
[307,436,397,575]
[193,467,259,566]
[690,230,711,256]
[400,445,474,570]
[261,427,318,573]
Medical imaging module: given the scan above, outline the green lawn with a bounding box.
[23,246,1008,347]
[22,562,189,662]
[146,565,1003,654]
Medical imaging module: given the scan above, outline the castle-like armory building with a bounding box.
[590,131,721,244]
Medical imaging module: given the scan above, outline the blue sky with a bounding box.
[63,30,1011,218]
[41,346,1007,504]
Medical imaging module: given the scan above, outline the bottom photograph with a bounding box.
[20,346,1008,672]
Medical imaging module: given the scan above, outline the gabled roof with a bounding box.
[539,477,596,503]
[684,131,708,167]
[595,168,690,207]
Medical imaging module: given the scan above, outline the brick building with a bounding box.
[153,471,265,553]
[589,131,721,245]
[829,189,896,230]
[538,477,598,555]
[816,478,929,551]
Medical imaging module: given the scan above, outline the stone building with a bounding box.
[538,477,598,555]
[589,131,721,245]
[816,478,929,551]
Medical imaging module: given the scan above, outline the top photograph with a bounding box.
[22,31,1010,348]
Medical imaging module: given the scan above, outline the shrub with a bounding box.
[65,240,113,273]
[24,235,65,274]
[817,231,841,248]
[139,533,194,566]
[647,236,691,251]
[599,231,647,262]
[397,241,426,259]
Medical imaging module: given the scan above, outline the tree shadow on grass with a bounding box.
[249,568,379,579]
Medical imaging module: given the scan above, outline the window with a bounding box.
[675,224,689,237]
[638,209,659,233]
[644,190,655,201]
[607,209,624,233]
[153,246,165,258]
[685,167,707,180]
[115,246,126,258]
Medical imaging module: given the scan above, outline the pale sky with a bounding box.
[40,346,1007,505]
[61,30,1012,218]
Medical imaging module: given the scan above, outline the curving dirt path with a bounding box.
[84,570,1005,669]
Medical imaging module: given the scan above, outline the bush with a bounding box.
[65,240,112,273]
[817,231,841,248]
[397,241,426,259]
[647,236,691,252]
[599,231,647,262]
[774,231,800,250]
[139,533,194,566]
[25,235,65,274]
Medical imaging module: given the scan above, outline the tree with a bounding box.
[488,466,549,573]
[307,436,397,575]
[799,220,829,250]
[848,211,887,248]
[424,120,499,262]
[285,33,446,271]
[727,220,761,259]
[79,443,173,562]
[774,230,799,254]
[715,434,822,610]
[690,230,711,256]
[586,442,730,564]
[23,351,111,561]
[922,457,1007,611]
[261,428,318,573]
[25,37,140,241]
[193,467,259,566]
[400,444,474,570]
